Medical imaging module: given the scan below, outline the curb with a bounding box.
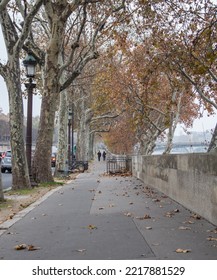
[0,185,63,236]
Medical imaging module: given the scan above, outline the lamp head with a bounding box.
[23,53,37,78]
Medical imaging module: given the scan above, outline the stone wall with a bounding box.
[132,154,217,226]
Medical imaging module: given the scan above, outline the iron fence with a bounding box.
[106,155,132,174]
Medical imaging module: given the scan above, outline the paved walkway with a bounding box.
[0,160,216,259]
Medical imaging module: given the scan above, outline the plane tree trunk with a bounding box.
[32,3,66,182]
[4,64,30,189]
[0,2,44,189]
[208,123,217,153]
[55,89,68,175]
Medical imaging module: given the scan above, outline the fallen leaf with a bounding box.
[207,237,217,241]
[184,220,195,224]
[207,228,217,234]
[178,226,191,230]
[145,226,152,230]
[9,214,15,219]
[76,249,86,253]
[164,212,174,218]
[175,248,191,253]
[109,204,115,207]
[136,214,151,220]
[14,244,27,250]
[124,212,132,217]
[87,224,97,230]
[152,198,160,202]
[27,245,40,251]
[191,213,201,219]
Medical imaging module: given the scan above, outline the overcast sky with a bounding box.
[0,26,216,134]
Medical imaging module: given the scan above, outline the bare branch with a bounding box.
[178,64,217,110]
[14,0,44,54]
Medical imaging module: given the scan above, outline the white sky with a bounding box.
[0,25,216,134]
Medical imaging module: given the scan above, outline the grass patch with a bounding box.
[6,181,64,197]
[7,188,34,196]
[39,181,64,188]
[0,199,13,210]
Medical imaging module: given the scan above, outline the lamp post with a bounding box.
[71,106,74,162]
[68,108,72,170]
[23,53,37,182]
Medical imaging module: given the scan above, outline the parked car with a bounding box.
[0,151,3,162]
[2,150,11,158]
[1,151,12,173]
[51,153,56,167]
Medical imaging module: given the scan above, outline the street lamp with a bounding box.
[23,53,37,183]
[68,108,72,170]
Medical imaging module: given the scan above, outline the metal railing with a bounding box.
[106,155,132,174]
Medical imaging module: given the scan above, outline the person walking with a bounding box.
[102,151,106,161]
[97,150,101,161]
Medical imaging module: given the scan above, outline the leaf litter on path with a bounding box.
[87,224,97,230]
[207,237,217,241]
[14,244,40,251]
[178,226,191,230]
[76,249,87,253]
[136,214,151,220]
[175,248,191,253]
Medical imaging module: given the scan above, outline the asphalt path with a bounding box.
[0,160,217,260]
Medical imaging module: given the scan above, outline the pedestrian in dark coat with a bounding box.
[97,151,101,161]
[102,151,106,161]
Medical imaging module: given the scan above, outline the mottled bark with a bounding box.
[32,91,59,182]
[32,4,66,182]
[136,114,166,155]
[55,90,68,174]
[163,90,183,154]
[0,1,44,189]
[5,64,30,189]
[76,108,90,161]
[75,93,93,161]
[88,133,95,160]
[208,123,217,153]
